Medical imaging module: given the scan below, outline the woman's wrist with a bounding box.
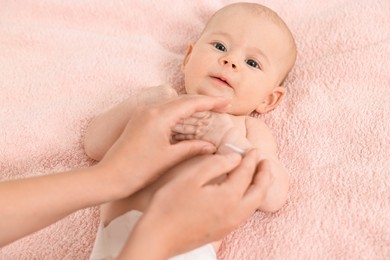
[91,162,141,202]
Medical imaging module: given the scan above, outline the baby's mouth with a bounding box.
[210,76,231,88]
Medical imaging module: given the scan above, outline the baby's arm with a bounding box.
[84,97,136,161]
[84,85,177,160]
[173,112,289,212]
[245,117,289,212]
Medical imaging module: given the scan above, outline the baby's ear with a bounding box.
[181,44,194,72]
[255,86,286,114]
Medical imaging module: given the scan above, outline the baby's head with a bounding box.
[182,2,297,115]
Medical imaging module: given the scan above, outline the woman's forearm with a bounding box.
[0,165,119,246]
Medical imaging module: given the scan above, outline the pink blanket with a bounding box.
[1,0,389,259]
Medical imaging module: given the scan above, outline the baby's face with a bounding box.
[183,6,295,115]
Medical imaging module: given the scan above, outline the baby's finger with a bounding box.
[173,124,198,134]
[172,133,196,141]
[178,117,210,126]
[191,111,211,119]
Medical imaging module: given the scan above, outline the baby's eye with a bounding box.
[213,42,226,52]
[246,59,260,69]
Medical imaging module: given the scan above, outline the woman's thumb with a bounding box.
[173,140,216,161]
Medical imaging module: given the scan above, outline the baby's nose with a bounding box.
[222,59,238,70]
[223,60,237,69]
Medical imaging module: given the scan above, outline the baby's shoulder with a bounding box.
[227,114,250,134]
[227,114,273,138]
[244,116,272,134]
[243,116,277,153]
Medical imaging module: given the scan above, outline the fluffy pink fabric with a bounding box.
[0,0,389,259]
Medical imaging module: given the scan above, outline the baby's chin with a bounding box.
[193,89,234,102]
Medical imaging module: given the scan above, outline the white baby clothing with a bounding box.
[90,210,216,260]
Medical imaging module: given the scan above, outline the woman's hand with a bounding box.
[97,95,230,199]
[119,149,273,259]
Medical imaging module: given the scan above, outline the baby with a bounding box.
[85,2,296,259]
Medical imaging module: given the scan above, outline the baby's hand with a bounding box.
[172,111,234,147]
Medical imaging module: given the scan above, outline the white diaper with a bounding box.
[90,210,216,260]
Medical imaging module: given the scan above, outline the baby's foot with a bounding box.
[135,84,178,106]
[172,111,235,148]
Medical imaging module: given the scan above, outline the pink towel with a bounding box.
[1,0,389,259]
